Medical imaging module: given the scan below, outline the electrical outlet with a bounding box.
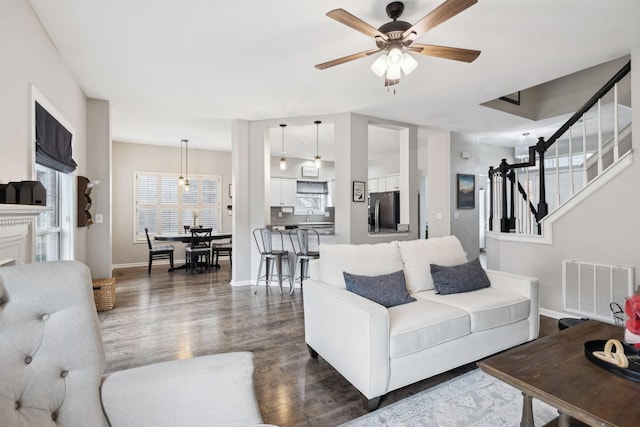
[324,212,330,217]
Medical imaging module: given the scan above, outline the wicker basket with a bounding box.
[92,278,116,311]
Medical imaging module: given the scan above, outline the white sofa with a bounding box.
[303,236,539,410]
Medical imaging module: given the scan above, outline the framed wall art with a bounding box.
[457,174,475,209]
[352,181,365,202]
[301,166,319,178]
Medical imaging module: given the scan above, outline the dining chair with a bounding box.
[212,237,232,268]
[144,228,175,274]
[288,228,320,295]
[185,227,212,274]
[253,228,292,294]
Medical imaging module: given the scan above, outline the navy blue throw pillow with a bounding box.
[430,258,491,295]
[343,270,415,308]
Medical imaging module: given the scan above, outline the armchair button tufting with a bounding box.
[15,401,20,410]
[51,411,57,420]
[0,297,4,305]
[60,370,68,378]
[24,356,32,364]
[41,313,50,320]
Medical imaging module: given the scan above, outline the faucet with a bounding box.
[306,209,313,223]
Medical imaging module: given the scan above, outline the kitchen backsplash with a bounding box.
[270,206,334,226]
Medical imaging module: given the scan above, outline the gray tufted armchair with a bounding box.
[0,261,270,427]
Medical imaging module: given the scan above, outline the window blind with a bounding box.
[135,172,221,241]
[35,102,77,173]
[297,180,328,194]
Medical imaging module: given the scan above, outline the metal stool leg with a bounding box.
[290,255,300,296]
[255,255,265,294]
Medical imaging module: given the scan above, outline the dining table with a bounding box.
[155,231,232,271]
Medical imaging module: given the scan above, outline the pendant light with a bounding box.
[183,139,190,192]
[279,124,287,171]
[515,132,530,161]
[314,120,322,168]
[178,139,186,187]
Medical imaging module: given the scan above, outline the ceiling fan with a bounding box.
[315,0,481,87]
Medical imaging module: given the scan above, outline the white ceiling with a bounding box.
[28,0,640,161]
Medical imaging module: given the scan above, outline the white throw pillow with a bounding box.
[318,242,404,288]
[396,236,468,294]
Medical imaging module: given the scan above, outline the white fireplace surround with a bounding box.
[0,204,45,265]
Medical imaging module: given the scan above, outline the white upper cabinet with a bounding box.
[270,178,297,206]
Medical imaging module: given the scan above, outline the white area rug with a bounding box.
[340,369,558,427]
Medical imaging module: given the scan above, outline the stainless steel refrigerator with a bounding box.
[369,191,400,232]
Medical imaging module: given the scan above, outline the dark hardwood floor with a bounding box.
[100,263,558,427]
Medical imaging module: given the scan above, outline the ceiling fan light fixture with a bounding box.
[371,54,388,76]
[386,64,401,81]
[400,52,418,74]
[388,47,403,66]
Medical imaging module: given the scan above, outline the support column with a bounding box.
[86,98,112,279]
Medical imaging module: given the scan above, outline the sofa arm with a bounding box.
[101,352,268,427]
[486,269,540,340]
[303,280,390,400]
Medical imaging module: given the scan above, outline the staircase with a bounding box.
[488,61,632,240]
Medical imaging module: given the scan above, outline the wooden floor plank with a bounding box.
[100,263,559,427]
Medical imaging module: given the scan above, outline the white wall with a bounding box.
[450,134,514,260]
[269,156,335,181]
[426,132,451,238]
[0,0,88,263]
[486,46,640,318]
[111,141,232,267]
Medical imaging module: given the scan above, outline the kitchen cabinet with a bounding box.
[369,174,400,193]
[368,179,378,193]
[271,178,297,206]
[384,175,399,191]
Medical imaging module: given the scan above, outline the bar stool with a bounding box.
[288,229,320,295]
[253,228,292,294]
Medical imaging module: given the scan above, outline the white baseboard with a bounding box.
[540,308,583,320]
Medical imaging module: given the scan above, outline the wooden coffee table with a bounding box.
[478,320,640,427]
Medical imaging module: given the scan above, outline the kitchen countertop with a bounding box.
[269,223,335,235]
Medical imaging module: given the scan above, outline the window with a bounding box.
[35,164,61,261]
[294,180,328,215]
[134,172,221,242]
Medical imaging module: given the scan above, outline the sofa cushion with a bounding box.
[318,242,403,288]
[396,236,468,293]
[344,270,415,308]
[430,258,490,295]
[388,299,470,358]
[416,288,530,332]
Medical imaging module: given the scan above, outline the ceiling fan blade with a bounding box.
[402,0,477,41]
[315,49,382,70]
[326,9,389,41]
[410,44,480,63]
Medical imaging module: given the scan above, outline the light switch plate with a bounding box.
[95,214,103,223]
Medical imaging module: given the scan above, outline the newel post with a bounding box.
[536,137,548,223]
[499,159,509,233]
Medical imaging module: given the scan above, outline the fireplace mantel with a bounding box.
[0,204,45,265]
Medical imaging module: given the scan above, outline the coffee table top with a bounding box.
[478,320,640,427]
